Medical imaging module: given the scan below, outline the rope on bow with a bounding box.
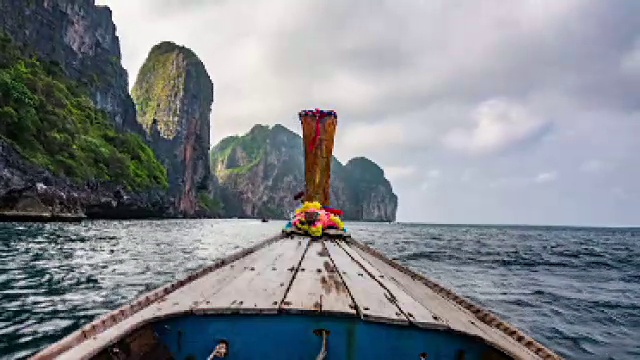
[314,329,329,360]
[309,108,325,153]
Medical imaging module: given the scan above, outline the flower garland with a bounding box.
[290,201,345,237]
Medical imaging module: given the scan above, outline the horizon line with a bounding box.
[388,221,640,229]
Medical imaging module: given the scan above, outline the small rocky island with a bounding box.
[211,125,397,222]
[0,0,397,222]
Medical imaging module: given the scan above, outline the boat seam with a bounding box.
[31,233,285,360]
[347,238,563,360]
[323,238,364,318]
[277,236,312,310]
[333,239,416,324]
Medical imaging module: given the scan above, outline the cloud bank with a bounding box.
[98,0,640,225]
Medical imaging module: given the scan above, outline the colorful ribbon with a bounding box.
[322,206,344,217]
[300,108,337,153]
[309,108,323,153]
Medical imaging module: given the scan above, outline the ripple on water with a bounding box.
[0,220,638,360]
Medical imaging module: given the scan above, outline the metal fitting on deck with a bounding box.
[209,340,229,358]
[314,329,330,360]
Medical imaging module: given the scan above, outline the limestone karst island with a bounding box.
[0,0,397,222]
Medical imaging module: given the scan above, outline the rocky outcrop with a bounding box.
[0,0,142,133]
[342,157,397,222]
[211,124,398,221]
[0,1,174,219]
[0,139,174,219]
[132,42,214,217]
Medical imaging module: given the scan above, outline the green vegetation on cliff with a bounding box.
[197,191,224,215]
[210,124,270,177]
[0,33,168,190]
[132,41,212,139]
[131,42,185,136]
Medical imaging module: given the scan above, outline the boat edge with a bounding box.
[30,234,563,360]
[29,233,285,360]
[346,238,562,360]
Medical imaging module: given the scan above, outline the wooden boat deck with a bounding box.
[32,235,560,360]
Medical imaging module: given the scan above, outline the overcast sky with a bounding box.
[97,0,640,226]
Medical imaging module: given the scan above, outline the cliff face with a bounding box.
[0,0,141,133]
[342,157,398,222]
[132,42,214,217]
[0,138,173,219]
[211,125,398,221]
[0,1,172,218]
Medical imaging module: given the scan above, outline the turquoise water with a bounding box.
[0,220,638,359]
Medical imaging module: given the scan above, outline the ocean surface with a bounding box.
[0,220,638,359]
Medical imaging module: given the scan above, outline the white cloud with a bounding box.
[385,166,417,181]
[621,38,640,75]
[580,160,607,173]
[534,171,558,183]
[460,168,474,183]
[489,171,558,188]
[417,169,442,192]
[442,98,549,156]
[611,187,626,198]
[489,176,527,189]
[97,0,640,225]
[427,169,441,179]
[334,121,406,158]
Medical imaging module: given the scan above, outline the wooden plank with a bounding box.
[281,239,356,315]
[53,243,278,360]
[348,242,540,360]
[195,238,309,313]
[324,228,350,238]
[33,235,287,360]
[149,241,279,316]
[336,240,446,329]
[85,240,280,328]
[323,240,408,324]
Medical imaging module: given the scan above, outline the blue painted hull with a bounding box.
[32,235,555,359]
[153,314,503,360]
